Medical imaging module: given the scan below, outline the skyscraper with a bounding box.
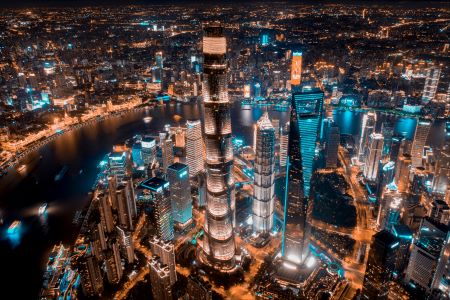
[186,119,204,178]
[104,241,123,284]
[377,189,403,231]
[200,24,236,268]
[363,133,384,181]
[79,253,104,297]
[149,236,177,285]
[324,125,340,168]
[141,177,174,241]
[395,153,411,192]
[410,120,431,168]
[116,226,135,264]
[152,51,163,84]
[361,230,399,299]
[252,112,276,235]
[159,132,174,172]
[290,52,302,86]
[358,112,376,164]
[405,218,448,293]
[108,151,129,182]
[187,274,213,300]
[149,256,173,300]
[141,136,157,169]
[432,150,450,195]
[279,123,289,170]
[282,89,323,264]
[422,67,441,104]
[116,182,136,231]
[98,192,114,233]
[167,162,192,229]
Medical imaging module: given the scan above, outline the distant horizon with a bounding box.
[1,0,448,9]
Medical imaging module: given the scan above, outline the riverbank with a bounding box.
[0,103,153,175]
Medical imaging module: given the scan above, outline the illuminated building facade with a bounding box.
[361,230,399,299]
[150,236,177,285]
[411,120,431,168]
[260,33,269,46]
[108,151,128,182]
[395,154,411,192]
[105,241,123,284]
[142,136,157,168]
[358,112,376,164]
[432,231,450,296]
[98,192,114,233]
[243,84,251,98]
[116,226,135,264]
[141,177,174,241]
[392,224,413,273]
[116,181,136,231]
[422,67,441,104]
[282,89,323,264]
[405,218,448,293]
[159,132,174,172]
[186,120,204,178]
[432,150,450,195]
[378,189,403,231]
[152,51,163,83]
[279,123,289,170]
[149,256,173,300]
[201,24,236,268]
[79,253,103,297]
[252,112,276,234]
[167,162,192,228]
[290,52,302,86]
[363,133,384,181]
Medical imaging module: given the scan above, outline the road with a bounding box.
[338,146,374,289]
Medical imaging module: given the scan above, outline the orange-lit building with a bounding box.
[290,52,302,86]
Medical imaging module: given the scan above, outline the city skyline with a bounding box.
[0,2,448,299]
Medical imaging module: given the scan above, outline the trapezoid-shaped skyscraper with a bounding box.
[282,88,323,264]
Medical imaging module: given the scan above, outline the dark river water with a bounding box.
[0,101,445,298]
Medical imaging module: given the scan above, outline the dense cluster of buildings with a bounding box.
[0,2,448,299]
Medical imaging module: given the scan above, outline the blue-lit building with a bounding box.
[167,163,192,229]
[141,136,157,168]
[108,151,128,182]
[260,33,269,46]
[391,224,413,274]
[282,88,323,264]
[141,177,174,241]
[131,142,144,169]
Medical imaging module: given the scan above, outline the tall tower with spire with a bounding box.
[252,112,276,235]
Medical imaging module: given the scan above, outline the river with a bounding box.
[0,100,445,298]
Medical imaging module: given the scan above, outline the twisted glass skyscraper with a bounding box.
[201,24,236,269]
[282,89,323,264]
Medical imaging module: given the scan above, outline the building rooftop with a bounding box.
[373,230,399,247]
[167,162,188,172]
[140,177,169,192]
[392,224,413,241]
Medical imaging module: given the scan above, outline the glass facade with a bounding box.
[167,162,193,228]
[282,89,323,264]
